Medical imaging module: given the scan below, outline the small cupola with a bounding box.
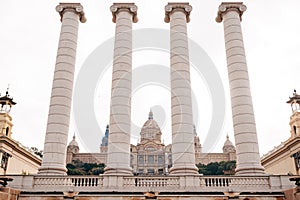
[0,89,16,114]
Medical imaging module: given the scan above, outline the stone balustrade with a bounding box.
[4,174,294,193]
[125,176,180,187]
[33,176,103,192]
[200,176,271,192]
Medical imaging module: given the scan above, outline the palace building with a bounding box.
[66,110,236,175]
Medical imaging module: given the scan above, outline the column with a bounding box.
[216,2,265,175]
[165,3,198,175]
[104,3,137,175]
[38,3,86,175]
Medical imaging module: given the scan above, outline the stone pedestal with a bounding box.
[104,3,137,175]
[216,2,265,175]
[38,3,85,175]
[165,3,198,175]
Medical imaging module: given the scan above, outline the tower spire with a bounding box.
[148,109,153,119]
[6,84,9,96]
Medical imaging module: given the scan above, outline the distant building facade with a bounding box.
[0,91,41,175]
[197,135,237,165]
[66,134,107,165]
[66,111,236,174]
[130,111,171,175]
[261,90,300,175]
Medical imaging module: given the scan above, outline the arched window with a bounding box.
[294,126,297,135]
[5,127,9,136]
[148,155,154,164]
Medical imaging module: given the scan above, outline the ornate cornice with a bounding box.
[164,3,192,23]
[110,3,138,23]
[0,136,42,164]
[216,2,246,23]
[261,136,300,164]
[56,3,86,23]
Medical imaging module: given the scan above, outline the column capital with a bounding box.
[110,3,138,23]
[216,2,246,23]
[164,2,192,23]
[56,3,86,23]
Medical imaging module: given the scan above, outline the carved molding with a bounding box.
[216,2,247,23]
[56,3,86,23]
[164,3,192,23]
[110,3,138,23]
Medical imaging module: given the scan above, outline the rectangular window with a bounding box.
[138,169,144,174]
[147,169,154,175]
[158,168,164,175]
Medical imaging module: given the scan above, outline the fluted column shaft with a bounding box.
[38,3,85,175]
[104,3,137,175]
[216,2,264,175]
[165,3,198,175]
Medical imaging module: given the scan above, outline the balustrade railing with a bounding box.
[201,176,270,190]
[34,176,103,190]
[70,177,101,187]
[5,174,291,193]
[203,177,231,187]
[125,176,180,187]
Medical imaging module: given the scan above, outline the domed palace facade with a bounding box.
[66,111,236,175]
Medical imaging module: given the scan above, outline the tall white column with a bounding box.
[165,3,198,175]
[104,3,137,175]
[38,3,86,175]
[216,2,265,175]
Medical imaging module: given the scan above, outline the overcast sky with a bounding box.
[0,0,299,156]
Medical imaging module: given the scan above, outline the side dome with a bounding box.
[68,135,79,147]
[140,110,162,143]
[67,134,79,154]
[223,135,235,153]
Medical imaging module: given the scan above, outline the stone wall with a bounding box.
[198,153,233,165]
[0,187,20,199]
[72,153,107,164]
[284,186,300,200]
[16,194,286,199]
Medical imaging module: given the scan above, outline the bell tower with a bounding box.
[287,90,300,139]
[0,89,16,138]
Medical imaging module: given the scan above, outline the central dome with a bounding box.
[140,110,162,143]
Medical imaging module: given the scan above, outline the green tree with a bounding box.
[66,160,105,175]
[197,160,236,175]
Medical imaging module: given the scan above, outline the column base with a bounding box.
[104,166,133,176]
[169,165,199,175]
[235,164,265,175]
[37,165,67,175]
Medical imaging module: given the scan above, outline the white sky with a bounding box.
[0,0,299,156]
